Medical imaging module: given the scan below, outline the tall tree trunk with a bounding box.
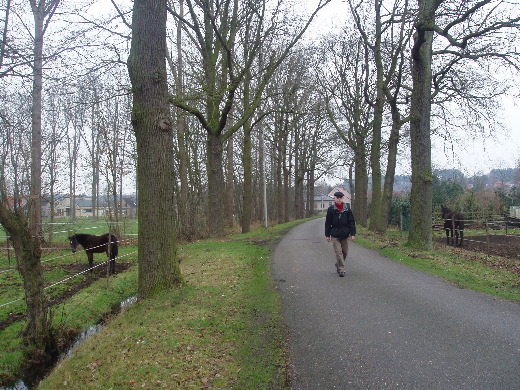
[66,116,79,222]
[241,68,253,233]
[306,169,315,217]
[206,131,225,234]
[226,133,235,229]
[242,122,253,233]
[368,5,384,232]
[10,0,63,349]
[354,137,369,227]
[172,0,191,239]
[283,153,290,223]
[110,100,120,232]
[176,109,191,237]
[380,97,403,231]
[276,144,284,223]
[0,207,50,348]
[128,0,182,299]
[348,162,355,208]
[259,124,268,227]
[29,7,43,241]
[407,0,440,249]
[90,98,100,221]
[294,131,304,220]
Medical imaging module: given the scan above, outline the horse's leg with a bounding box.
[455,229,459,246]
[451,219,457,246]
[87,251,94,271]
[459,228,463,246]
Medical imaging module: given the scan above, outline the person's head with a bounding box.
[333,191,344,204]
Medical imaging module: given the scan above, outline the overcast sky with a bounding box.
[309,0,520,176]
[93,0,519,178]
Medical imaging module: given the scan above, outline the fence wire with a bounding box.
[0,237,138,311]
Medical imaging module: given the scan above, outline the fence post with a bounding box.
[106,231,112,283]
[6,235,11,266]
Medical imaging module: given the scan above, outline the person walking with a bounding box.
[325,191,356,277]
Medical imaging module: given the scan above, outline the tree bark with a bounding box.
[128,0,182,299]
[366,1,384,233]
[258,124,268,227]
[0,206,50,348]
[407,0,441,249]
[29,2,45,241]
[170,0,192,240]
[226,133,235,229]
[380,101,402,231]
[242,122,253,233]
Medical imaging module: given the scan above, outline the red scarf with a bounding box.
[336,202,343,212]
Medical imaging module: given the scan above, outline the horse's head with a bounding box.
[68,235,79,252]
[440,205,451,217]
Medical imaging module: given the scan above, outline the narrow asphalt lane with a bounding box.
[271,218,520,390]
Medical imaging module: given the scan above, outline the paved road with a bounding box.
[271,218,520,390]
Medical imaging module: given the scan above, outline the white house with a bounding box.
[314,193,334,212]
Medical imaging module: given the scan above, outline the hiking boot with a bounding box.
[339,272,345,277]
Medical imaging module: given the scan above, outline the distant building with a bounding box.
[314,193,334,212]
[55,196,137,217]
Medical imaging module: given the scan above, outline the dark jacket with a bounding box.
[325,203,356,239]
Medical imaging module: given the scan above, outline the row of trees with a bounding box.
[1,0,519,351]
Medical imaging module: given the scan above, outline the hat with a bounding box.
[333,191,344,197]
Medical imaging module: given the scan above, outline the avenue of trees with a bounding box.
[1,0,519,350]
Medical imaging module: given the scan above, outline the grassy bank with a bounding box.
[36,220,302,389]
[356,227,519,303]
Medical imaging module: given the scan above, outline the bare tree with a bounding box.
[64,101,82,222]
[168,0,331,235]
[408,0,520,249]
[29,0,61,239]
[42,88,66,241]
[317,33,372,226]
[0,0,63,350]
[348,0,413,232]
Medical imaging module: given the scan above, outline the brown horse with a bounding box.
[441,205,464,247]
[69,233,118,274]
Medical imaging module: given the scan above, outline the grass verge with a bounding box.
[0,270,138,386]
[36,219,306,389]
[356,227,519,303]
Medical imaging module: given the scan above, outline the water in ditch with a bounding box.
[1,296,137,390]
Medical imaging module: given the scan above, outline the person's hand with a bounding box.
[325,236,330,242]
[351,235,355,241]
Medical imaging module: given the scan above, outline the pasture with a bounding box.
[433,214,520,277]
[1,217,292,389]
[0,218,139,385]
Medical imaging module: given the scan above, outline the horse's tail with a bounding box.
[456,213,464,246]
[455,213,464,230]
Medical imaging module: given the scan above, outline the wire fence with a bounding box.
[0,231,139,319]
[433,215,520,259]
[433,214,520,236]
